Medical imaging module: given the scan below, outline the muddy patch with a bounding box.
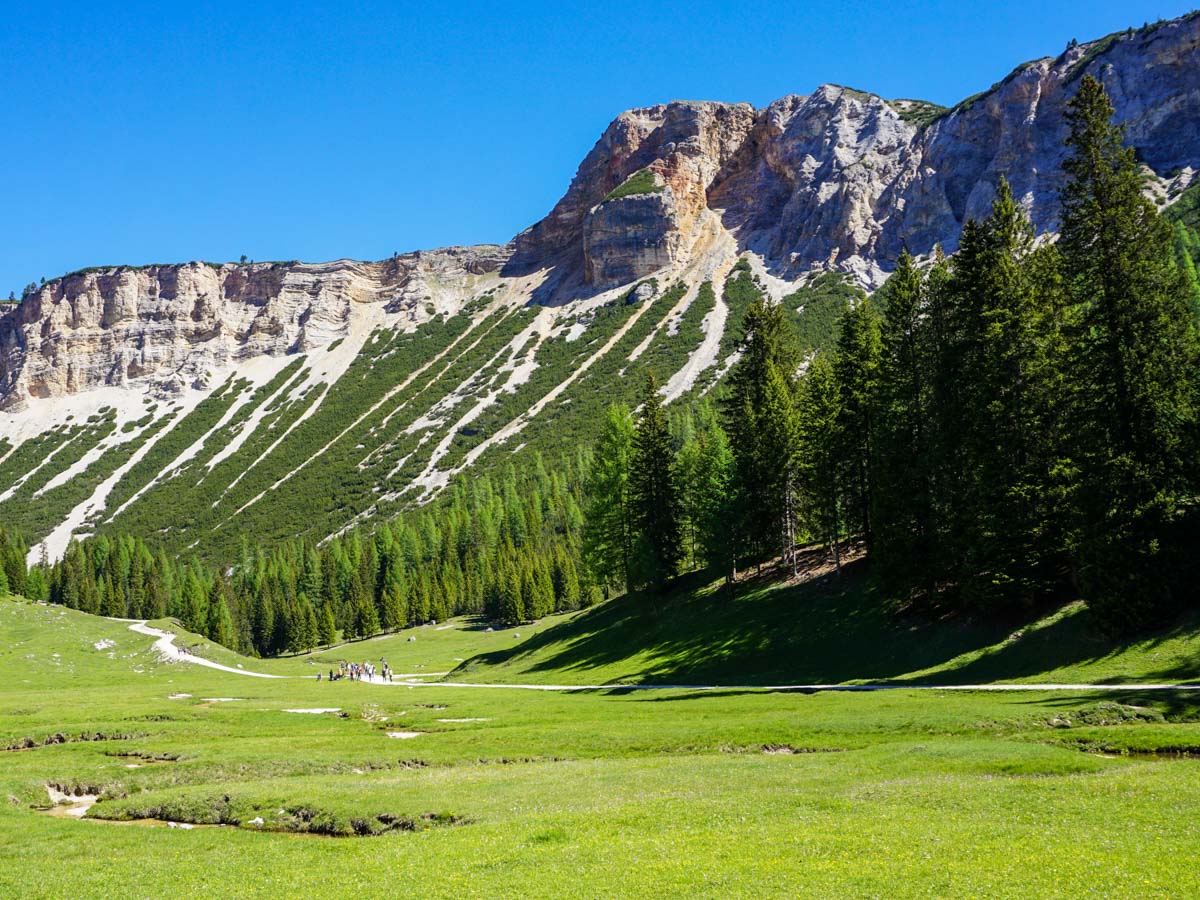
[43,785,98,818]
[105,750,181,767]
[1044,702,1166,729]
[6,731,145,752]
[85,794,468,837]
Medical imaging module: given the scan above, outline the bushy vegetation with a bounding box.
[891,99,947,128]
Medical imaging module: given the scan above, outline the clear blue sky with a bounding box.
[1,0,1192,297]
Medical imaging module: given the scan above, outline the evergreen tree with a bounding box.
[498,557,525,625]
[832,297,882,545]
[582,403,634,596]
[206,578,236,649]
[796,352,844,569]
[628,373,683,590]
[688,404,737,579]
[318,603,337,646]
[871,251,937,602]
[722,297,802,568]
[1059,76,1200,631]
[379,561,407,631]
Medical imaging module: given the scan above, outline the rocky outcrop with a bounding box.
[521,12,1200,287]
[508,100,756,282]
[0,246,507,408]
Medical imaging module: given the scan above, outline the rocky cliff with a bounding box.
[0,246,508,407]
[2,16,1199,408]
[520,13,1200,287]
[2,12,1198,561]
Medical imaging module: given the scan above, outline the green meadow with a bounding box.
[3,579,1200,899]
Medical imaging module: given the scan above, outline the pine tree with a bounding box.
[722,297,802,568]
[498,557,525,625]
[318,603,337,646]
[582,403,634,596]
[628,373,683,590]
[1059,76,1200,631]
[871,251,936,601]
[832,297,882,545]
[688,404,737,579]
[24,566,49,602]
[937,178,1065,609]
[379,561,407,631]
[796,352,844,569]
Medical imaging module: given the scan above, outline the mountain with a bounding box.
[2,13,1198,563]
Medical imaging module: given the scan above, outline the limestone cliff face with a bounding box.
[0,246,507,408]
[509,100,756,283]
[524,12,1200,286]
[3,13,1199,408]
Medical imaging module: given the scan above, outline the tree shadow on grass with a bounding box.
[451,559,1011,685]
[452,556,1200,687]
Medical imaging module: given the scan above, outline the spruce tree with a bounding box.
[871,251,936,601]
[796,352,844,569]
[832,296,882,544]
[946,178,1064,609]
[498,557,525,625]
[628,373,683,590]
[722,297,802,568]
[1059,76,1200,631]
[379,561,407,631]
[318,603,337,646]
[582,403,634,596]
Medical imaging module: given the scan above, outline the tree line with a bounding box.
[583,76,1200,633]
[2,457,596,656]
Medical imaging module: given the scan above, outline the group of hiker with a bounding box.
[319,659,395,683]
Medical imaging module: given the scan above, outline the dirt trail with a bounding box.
[127,622,283,679]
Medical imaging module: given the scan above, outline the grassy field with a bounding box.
[3,591,1200,898]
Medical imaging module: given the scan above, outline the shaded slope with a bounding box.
[447,562,1200,687]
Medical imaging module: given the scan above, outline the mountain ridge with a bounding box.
[1,12,1198,563]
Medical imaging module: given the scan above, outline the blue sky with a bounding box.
[0,0,1192,297]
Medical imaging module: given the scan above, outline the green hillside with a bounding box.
[0,273,749,563]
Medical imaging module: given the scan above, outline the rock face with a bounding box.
[0,247,507,408]
[520,13,1200,286]
[3,13,1199,408]
[509,100,756,282]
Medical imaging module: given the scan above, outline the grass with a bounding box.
[4,568,1200,896]
[601,169,663,203]
[448,556,1200,688]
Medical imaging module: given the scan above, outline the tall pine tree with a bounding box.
[1060,76,1200,631]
